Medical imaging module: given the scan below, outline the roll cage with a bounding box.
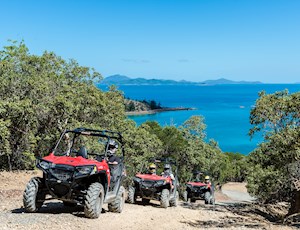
[53,128,125,158]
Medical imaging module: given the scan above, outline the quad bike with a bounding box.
[23,128,126,218]
[127,158,179,208]
[183,172,215,205]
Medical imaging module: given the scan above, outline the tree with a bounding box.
[126,101,135,111]
[0,40,166,177]
[247,90,300,215]
[0,40,126,169]
[142,116,228,186]
[149,100,157,110]
[224,152,248,182]
[123,121,163,176]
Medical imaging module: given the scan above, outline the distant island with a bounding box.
[124,98,195,116]
[99,74,262,85]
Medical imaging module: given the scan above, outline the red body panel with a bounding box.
[136,173,172,183]
[187,182,210,188]
[43,153,111,184]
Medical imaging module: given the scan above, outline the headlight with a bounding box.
[75,166,94,177]
[39,160,51,170]
[133,177,141,183]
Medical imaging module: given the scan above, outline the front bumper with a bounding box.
[134,179,167,200]
[38,162,96,202]
[187,186,209,199]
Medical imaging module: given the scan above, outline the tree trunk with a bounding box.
[288,190,300,215]
[7,154,12,171]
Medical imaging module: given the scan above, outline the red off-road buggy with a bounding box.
[127,158,179,208]
[23,128,126,218]
[183,172,215,205]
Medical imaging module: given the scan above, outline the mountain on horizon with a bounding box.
[99,74,262,85]
[202,78,262,85]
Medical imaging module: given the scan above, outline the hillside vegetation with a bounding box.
[247,90,300,215]
[124,99,162,112]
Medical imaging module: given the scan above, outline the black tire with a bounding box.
[84,182,104,218]
[160,189,170,208]
[108,186,126,213]
[210,195,215,205]
[23,177,45,212]
[142,198,150,205]
[127,186,135,204]
[190,198,196,203]
[183,191,188,202]
[170,191,179,207]
[204,191,211,204]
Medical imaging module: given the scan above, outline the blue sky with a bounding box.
[1,0,300,83]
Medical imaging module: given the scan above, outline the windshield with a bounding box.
[191,173,206,182]
[53,131,121,159]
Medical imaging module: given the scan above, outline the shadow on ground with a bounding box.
[283,213,300,228]
[180,201,293,229]
[181,201,222,212]
[125,199,161,208]
[181,217,265,229]
[11,201,106,218]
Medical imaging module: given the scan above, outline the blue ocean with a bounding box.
[98,84,300,154]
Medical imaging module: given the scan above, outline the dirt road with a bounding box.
[0,171,296,230]
[221,182,256,203]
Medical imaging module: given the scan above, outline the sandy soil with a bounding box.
[0,171,297,230]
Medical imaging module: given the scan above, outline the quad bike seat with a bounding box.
[77,146,88,159]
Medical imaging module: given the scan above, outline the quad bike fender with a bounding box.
[156,184,172,194]
[88,171,109,197]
